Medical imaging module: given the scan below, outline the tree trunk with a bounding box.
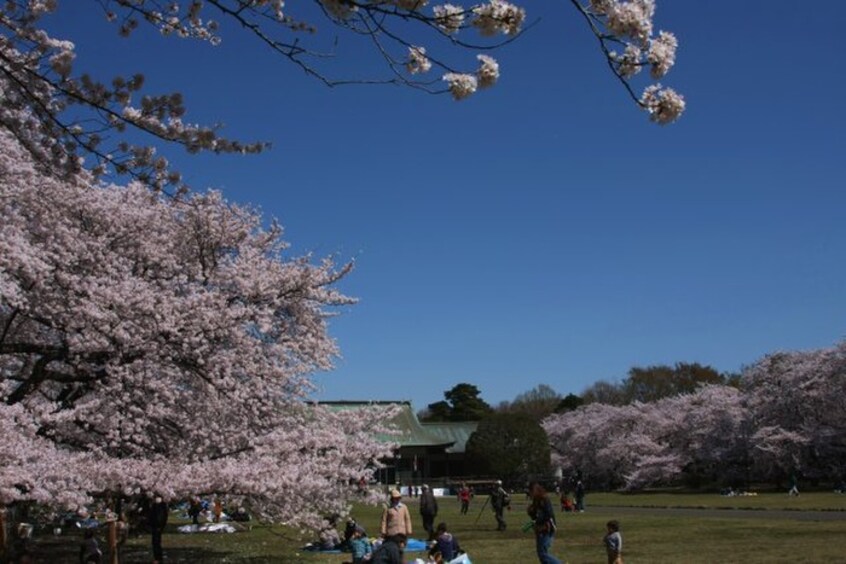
[108,518,119,564]
[0,508,7,561]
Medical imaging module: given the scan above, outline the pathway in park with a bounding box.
[586,506,846,522]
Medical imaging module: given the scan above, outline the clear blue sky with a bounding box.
[48,1,845,409]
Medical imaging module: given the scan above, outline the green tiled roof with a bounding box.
[319,401,455,448]
[420,421,479,454]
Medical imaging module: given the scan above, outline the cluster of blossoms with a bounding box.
[589,0,683,123]
[442,54,499,99]
[476,54,499,88]
[442,73,478,100]
[470,0,526,36]
[640,84,685,124]
[433,3,465,33]
[407,46,433,74]
[647,31,678,79]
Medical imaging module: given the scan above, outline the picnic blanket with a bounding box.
[302,537,429,554]
[177,523,247,534]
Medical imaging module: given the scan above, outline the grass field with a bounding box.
[19,492,846,563]
[586,491,846,512]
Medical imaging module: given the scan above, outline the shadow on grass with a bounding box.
[22,535,305,564]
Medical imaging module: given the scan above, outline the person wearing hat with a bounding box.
[380,490,412,538]
[349,524,373,564]
[419,484,439,541]
[491,480,510,531]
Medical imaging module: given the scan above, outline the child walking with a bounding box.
[604,520,623,564]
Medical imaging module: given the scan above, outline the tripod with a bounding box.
[474,494,491,524]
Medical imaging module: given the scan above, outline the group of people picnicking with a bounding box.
[7,479,619,564]
[306,478,623,564]
[323,486,465,564]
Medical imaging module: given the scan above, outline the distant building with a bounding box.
[320,400,479,485]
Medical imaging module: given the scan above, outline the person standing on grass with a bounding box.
[491,480,510,531]
[149,496,168,564]
[788,472,800,496]
[380,489,413,538]
[528,481,560,564]
[604,520,623,564]
[188,497,202,525]
[420,484,439,540]
[458,483,471,515]
[575,480,586,512]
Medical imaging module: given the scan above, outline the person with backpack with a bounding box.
[528,481,561,564]
[491,480,510,531]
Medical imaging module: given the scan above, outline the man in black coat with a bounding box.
[419,484,439,541]
[148,496,168,563]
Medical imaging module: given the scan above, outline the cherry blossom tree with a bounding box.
[0,0,685,193]
[544,386,749,490]
[545,342,846,490]
[0,128,395,525]
[743,342,846,483]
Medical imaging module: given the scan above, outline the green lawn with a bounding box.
[20,493,846,563]
[586,491,846,512]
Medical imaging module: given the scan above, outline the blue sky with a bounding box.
[49,1,845,408]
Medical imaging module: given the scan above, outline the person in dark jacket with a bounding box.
[370,534,407,564]
[419,484,439,540]
[433,522,461,561]
[528,482,560,564]
[78,529,102,564]
[575,480,586,512]
[188,497,202,525]
[149,496,168,564]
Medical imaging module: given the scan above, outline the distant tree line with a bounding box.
[419,347,844,491]
[544,344,846,491]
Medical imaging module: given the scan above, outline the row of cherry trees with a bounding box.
[543,341,846,490]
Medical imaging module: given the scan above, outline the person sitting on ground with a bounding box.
[432,522,461,562]
[561,493,574,512]
[342,517,359,549]
[318,516,342,551]
[370,533,407,564]
[79,528,102,564]
[349,525,373,564]
[426,547,445,564]
[230,507,251,522]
